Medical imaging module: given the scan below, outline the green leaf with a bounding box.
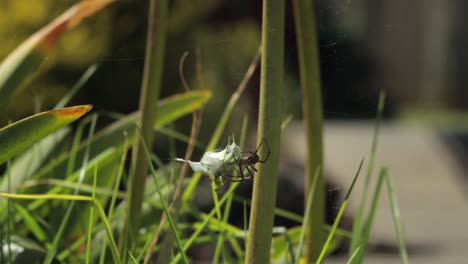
[153,90,210,129]
[0,105,92,165]
[31,91,211,182]
[0,128,70,192]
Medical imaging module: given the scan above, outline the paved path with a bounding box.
[284,121,468,264]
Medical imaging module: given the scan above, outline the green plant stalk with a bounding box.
[137,127,188,263]
[213,116,249,263]
[182,48,260,202]
[316,159,363,263]
[352,167,408,264]
[243,200,248,252]
[128,0,168,239]
[295,167,320,264]
[292,0,325,261]
[350,92,385,255]
[245,0,284,262]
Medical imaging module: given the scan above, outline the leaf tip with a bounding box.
[56,104,93,118]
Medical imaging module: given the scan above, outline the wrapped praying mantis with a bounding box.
[176,138,270,186]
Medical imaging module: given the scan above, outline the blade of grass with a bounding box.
[385,171,409,264]
[55,64,99,109]
[6,161,13,263]
[316,158,364,263]
[351,167,408,264]
[245,0,285,261]
[85,165,98,264]
[352,167,408,264]
[294,167,320,264]
[128,251,139,264]
[292,0,325,260]
[20,179,125,198]
[350,91,385,255]
[13,203,48,243]
[43,115,97,264]
[99,135,129,264]
[351,168,385,263]
[347,246,361,264]
[66,114,97,187]
[135,126,188,263]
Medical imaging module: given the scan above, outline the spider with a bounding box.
[221,138,271,182]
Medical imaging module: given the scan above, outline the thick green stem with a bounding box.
[245,0,284,263]
[292,0,325,261]
[128,0,168,239]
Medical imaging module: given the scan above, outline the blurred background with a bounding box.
[1,0,467,263]
[2,0,468,121]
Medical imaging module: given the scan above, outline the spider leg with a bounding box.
[222,163,237,179]
[221,165,243,182]
[222,173,243,182]
[242,163,256,179]
[222,155,244,182]
[257,137,271,163]
[245,161,257,172]
[234,155,246,181]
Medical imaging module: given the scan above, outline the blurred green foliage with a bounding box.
[0,0,112,124]
[0,0,264,148]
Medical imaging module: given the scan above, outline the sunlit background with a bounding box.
[1,0,467,263]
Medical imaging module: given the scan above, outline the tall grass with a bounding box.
[245,0,285,262]
[127,0,168,242]
[292,0,325,261]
